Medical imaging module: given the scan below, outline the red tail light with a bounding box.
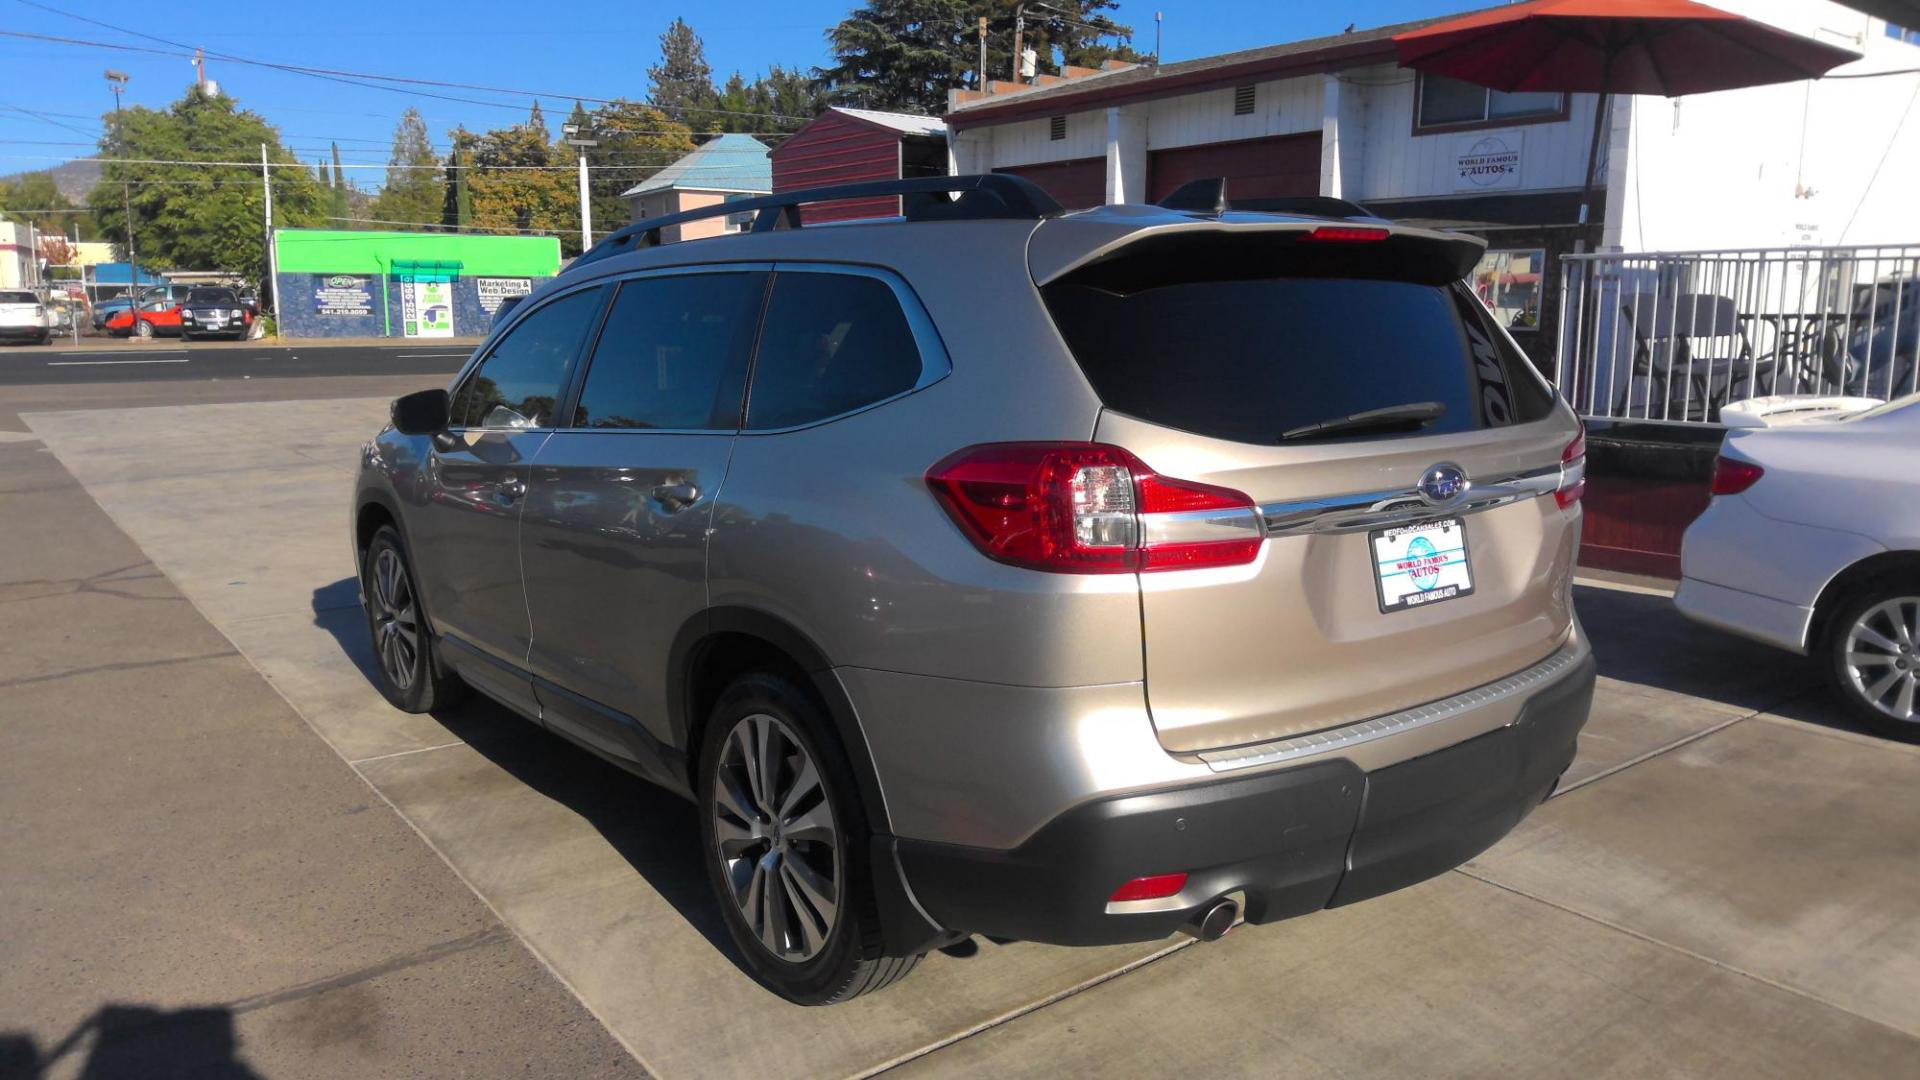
[1109,872,1188,902]
[1555,424,1586,510]
[1302,225,1390,243]
[1710,455,1764,495]
[926,443,1263,574]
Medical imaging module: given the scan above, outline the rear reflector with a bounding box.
[927,443,1262,574]
[1109,872,1188,902]
[1555,424,1586,510]
[1710,455,1765,495]
[1301,225,1390,244]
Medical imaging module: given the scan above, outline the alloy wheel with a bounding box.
[710,713,841,962]
[1842,596,1920,723]
[369,547,420,692]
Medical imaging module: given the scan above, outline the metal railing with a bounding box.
[1555,243,1920,425]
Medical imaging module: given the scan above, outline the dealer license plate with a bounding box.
[1371,518,1474,612]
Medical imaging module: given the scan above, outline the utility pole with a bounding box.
[105,70,135,297]
[562,124,598,252]
[261,143,279,317]
[1012,5,1025,83]
[978,17,989,92]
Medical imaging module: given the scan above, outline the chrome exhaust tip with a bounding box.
[1179,898,1240,942]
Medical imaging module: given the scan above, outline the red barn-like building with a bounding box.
[770,107,950,223]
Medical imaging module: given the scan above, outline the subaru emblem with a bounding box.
[1418,463,1468,506]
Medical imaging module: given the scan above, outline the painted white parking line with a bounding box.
[47,358,191,366]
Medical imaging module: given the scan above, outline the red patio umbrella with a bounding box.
[1395,0,1860,229]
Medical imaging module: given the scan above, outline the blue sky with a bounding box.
[0,0,1482,179]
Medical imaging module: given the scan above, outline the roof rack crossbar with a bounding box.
[576,173,1063,267]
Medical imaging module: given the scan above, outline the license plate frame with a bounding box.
[1370,518,1474,613]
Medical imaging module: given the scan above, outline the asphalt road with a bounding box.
[0,341,473,385]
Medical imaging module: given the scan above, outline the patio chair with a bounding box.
[1617,292,1772,422]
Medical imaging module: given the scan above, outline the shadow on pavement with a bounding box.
[1,1005,262,1079]
[308,580,747,974]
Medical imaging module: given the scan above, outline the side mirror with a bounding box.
[392,388,451,436]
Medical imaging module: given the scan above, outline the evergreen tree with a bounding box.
[87,85,324,287]
[648,18,719,125]
[328,142,352,225]
[818,0,972,114]
[441,127,477,232]
[372,108,445,229]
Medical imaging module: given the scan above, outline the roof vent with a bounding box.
[1233,85,1256,116]
[1049,115,1067,141]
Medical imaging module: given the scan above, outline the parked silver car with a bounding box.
[351,175,1595,1004]
[1676,393,1920,738]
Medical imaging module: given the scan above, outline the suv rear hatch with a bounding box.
[1033,213,1584,753]
[0,291,43,329]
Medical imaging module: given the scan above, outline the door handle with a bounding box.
[494,477,527,503]
[652,482,700,511]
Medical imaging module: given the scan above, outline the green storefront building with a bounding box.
[272,229,561,339]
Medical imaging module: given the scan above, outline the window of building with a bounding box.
[1416,73,1563,131]
[1469,249,1545,332]
[572,272,767,430]
[745,272,924,430]
[1049,115,1067,141]
[1233,85,1256,116]
[452,286,605,429]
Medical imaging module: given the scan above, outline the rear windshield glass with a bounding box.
[188,288,237,304]
[1042,276,1555,444]
[0,291,36,304]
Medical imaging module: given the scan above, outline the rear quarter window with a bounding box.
[1042,276,1555,444]
[744,272,924,430]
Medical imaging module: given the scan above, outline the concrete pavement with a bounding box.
[6,381,1919,1077]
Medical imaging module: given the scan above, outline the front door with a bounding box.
[408,284,607,713]
[520,269,768,758]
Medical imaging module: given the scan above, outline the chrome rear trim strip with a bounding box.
[1259,464,1564,537]
[1195,642,1587,772]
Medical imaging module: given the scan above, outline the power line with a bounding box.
[0,153,775,173]
[7,3,817,123]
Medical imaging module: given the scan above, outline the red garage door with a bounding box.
[1148,133,1322,203]
[995,157,1105,210]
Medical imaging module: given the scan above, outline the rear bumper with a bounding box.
[1673,576,1812,654]
[0,324,49,340]
[891,652,1595,947]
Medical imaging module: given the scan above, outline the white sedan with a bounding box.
[1675,394,1920,739]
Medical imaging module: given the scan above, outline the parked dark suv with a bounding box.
[352,175,1595,1004]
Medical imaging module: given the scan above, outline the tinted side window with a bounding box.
[572,272,767,430]
[453,286,603,429]
[745,273,923,430]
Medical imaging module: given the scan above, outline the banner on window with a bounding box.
[401,280,455,338]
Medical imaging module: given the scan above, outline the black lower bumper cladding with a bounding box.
[892,655,1596,948]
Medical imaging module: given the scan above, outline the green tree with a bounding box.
[580,99,696,232]
[87,86,324,289]
[327,142,353,225]
[819,0,972,114]
[467,106,577,252]
[371,108,445,228]
[442,127,477,231]
[711,66,827,134]
[0,171,97,240]
[648,18,719,125]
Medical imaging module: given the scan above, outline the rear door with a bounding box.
[1039,226,1583,752]
[520,268,768,758]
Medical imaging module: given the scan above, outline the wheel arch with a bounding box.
[1809,549,1920,650]
[668,607,891,835]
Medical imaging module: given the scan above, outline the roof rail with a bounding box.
[1155,177,1386,223]
[572,173,1064,269]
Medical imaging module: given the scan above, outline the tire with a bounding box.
[1821,583,1920,742]
[696,673,921,1004]
[133,319,154,339]
[361,525,465,713]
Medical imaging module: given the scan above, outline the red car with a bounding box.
[106,297,185,338]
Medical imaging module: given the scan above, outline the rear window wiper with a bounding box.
[1278,401,1447,442]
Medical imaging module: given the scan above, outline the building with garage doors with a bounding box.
[946,2,1920,385]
